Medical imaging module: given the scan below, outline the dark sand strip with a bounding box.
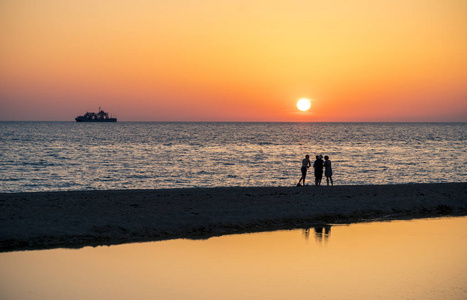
[1,183,466,252]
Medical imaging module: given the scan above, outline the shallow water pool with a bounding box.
[1,216,466,299]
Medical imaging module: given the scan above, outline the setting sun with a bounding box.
[297,99,311,112]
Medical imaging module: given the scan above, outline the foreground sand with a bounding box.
[1,183,466,252]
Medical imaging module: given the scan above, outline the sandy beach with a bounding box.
[1,183,466,252]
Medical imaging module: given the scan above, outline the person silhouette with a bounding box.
[297,155,311,187]
[313,155,324,186]
[324,155,333,186]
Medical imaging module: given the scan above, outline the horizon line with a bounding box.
[1,120,466,123]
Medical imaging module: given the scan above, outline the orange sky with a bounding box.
[1,0,466,121]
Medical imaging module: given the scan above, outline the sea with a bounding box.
[0,122,466,193]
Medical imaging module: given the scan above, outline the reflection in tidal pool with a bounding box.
[1,217,466,300]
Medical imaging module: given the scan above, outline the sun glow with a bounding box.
[0,1,466,121]
[297,99,311,111]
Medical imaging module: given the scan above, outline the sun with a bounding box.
[297,98,311,111]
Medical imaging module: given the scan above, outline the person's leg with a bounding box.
[298,168,307,186]
[330,176,333,186]
[298,174,304,186]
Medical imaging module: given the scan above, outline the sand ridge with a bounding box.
[1,183,466,252]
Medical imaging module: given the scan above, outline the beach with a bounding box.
[1,183,466,252]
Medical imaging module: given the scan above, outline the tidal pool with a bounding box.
[1,216,466,300]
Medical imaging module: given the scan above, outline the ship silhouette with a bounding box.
[75,107,117,122]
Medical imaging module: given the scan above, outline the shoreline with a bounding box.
[1,183,466,252]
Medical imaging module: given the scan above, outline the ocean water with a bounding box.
[0,122,466,193]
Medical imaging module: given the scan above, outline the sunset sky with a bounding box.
[1,0,466,121]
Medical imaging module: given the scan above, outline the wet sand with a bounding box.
[1,183,466,252]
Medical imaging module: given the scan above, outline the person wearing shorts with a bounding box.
[297,155,311,187]
[313,155,324,186]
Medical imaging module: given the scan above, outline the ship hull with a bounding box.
[75,117,117,122]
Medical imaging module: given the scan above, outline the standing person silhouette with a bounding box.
[297,155,311,187]
[313,155,324,186]
[324,155,333,186]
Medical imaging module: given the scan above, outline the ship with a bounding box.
[75,107,117,122]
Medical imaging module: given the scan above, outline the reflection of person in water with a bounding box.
[314,225,331,243]
[302,225,331,243]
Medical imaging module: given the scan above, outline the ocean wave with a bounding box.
[0,122,466,193]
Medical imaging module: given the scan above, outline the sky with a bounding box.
[1,0,466,121]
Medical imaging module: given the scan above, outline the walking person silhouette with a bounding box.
[297,155,311,187]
